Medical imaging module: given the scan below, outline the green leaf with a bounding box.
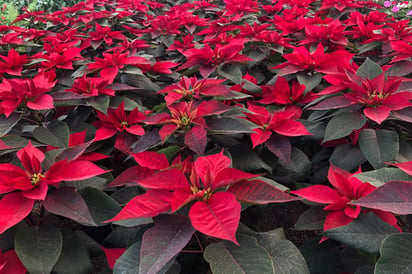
[375,233,412,274]
[229,144,272,173]
[122,74,160,93]
[0,113,22,137]
[86,95,110,114]
[323,112,366,143]
[204,234,275,274]
[15,224,63,274]
[330,144,366,172]
[33,120,70,148]
[79,187,121,225]
[297,72,323,92]
[300,238,341,274]
[357,41,381,55]
[256,229,310,274]
[358,129,399,169]
[140,215,195,274]
[356,57,383,80]
[113,240,141,274]
[294,207,327,231]
[113,240,174,274]
[217,65,243,84]
[52,233,93,274]
[279,147,311,178]
[323,213,399,253]
[60,176,108,190]
[42,187,97,226]
[354,168,412,187]
[206,117,257,134]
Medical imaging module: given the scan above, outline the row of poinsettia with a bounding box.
[1,0,412,272]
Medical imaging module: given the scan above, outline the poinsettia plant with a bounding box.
[0,0,412,273]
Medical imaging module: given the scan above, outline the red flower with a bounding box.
[35,47,84,71]
[94,102,146,141]
[273,43,354,76]
[259,76,317,105]
[243,103,312,148]
[0,48,27,76]
[158,76,232,105]
[223,0,259,17]
[89,23,125,46]
[65,75,115,97]
[290,164,400,240]
[106,151,259,244]
[168,35,195,54]
[87,51,150,83]
[145,100,231,154]
[0,249,26,274]
[313,72,412,124]
[0,70,56,117]
[300,20,347,48]
[0,142,109,234]
[178,42,253,78]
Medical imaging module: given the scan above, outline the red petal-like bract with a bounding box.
[290,185,342,204]
[391,161,412,176]
[132,151,170,170]
[0,249,26,274]
[0,192,35,234]
[101,247,125,269]
[184,125,207,155]
[106,166,156,188]
[189,192,240,244]
[228,180,300,204]
[212,168,259,189]
[106,190,173,222]
[323,210,354,231]
[46,160,109,183]
[138,169,189,191]
[194,150,231,189]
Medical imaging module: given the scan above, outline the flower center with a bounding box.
[30,173,43,185]
[179,115,192,127]
[120,121,128,128]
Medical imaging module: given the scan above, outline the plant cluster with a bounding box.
[0,0,412,273]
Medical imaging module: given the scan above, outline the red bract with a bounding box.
[290,164,400,240]
[273,43,354,76]
[65,75,115,97]
[106,38,149,55]
[168,35,195,54]
[158,76,232,105]
[243,103,312,148]
[178,42,254,78]
[389,40,412,63]
[106,151,260,244]
[223,0,259,17]
[300,20,347,48]
[94,102,146,141]
[47,130,109,162]
[313,72,412,124]
[35,48,84,71]
[144,100,231,154]
[0,249,26,274]
[89,23,125,46]
[0,142,109,234]
[0,48,27,76]
[0,70,56,117]
[259,76,317,105]
[319,0,362,11]
[87,51,150,83]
